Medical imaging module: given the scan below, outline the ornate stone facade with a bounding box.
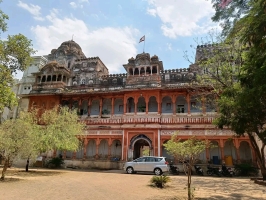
[19,40,254,167]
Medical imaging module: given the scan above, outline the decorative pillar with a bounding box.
[235,139,240,163]
[145,96,148,114]
[53,149,57,158]
[157,95,161,114]
[206,147,210,163]
[134,98,138,114]
[123,96,127,114]
[88,99,91,116]
[108,138,112,160]
[99,98,103,118]
[72,151,76,160]
[186,93,191,115]
[63,150,66,159]
[172,96,176,115]
[219,139,224,163]
[145,66,146,76]
[95,139,100,159]
[111,97,115,116]
[83,138,88,159]
[78,99,82,114]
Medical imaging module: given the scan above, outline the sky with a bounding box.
[1,0,220,79]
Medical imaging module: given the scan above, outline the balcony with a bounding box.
[82,113,216,125]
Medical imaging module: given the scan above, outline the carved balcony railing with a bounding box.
[82,114,216,125]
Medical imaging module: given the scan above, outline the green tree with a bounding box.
[164,134,211,200]
[0,110,38,180]
[0,0,35,115]
[0,107,85,180]
[209,0,266,179]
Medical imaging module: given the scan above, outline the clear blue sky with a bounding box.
[1,0,220,77]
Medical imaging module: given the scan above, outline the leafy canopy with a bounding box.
[0,1,36,113]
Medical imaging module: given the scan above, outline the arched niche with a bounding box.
[86,139,96,159]
[162,96,172,113]
[91,99,100,116]
[114,98,123,114]
[176,95,187,114]
[137,96,146,112]
[98,139,108,159]
[127,97,135,113]
[148,96,158,112]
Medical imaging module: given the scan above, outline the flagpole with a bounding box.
[143,38,145,53]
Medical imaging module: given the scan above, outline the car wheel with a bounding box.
[154,168,162,176]
[126,167,134,174]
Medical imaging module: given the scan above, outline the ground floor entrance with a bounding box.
[54,129,255,167]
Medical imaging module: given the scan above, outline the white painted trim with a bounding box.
[158,130,161,156]
[122,129,124,160]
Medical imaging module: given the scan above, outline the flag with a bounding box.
[139,35,145,43]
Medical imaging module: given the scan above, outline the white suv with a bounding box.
[123,156,169,175]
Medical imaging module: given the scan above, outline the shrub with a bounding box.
[150,175,171,188]
[46,157,64,168]
[234,163,258,176]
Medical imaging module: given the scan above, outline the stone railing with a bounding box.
[83,114,215,125]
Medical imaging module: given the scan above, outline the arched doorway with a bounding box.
[129,134,152,160]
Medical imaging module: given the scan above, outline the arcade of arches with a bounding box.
[56,132,254,165]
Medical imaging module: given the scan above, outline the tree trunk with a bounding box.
[0,156,9,180]
[188,166,192,200]
[248,133,266,180]
[25,158,29,172]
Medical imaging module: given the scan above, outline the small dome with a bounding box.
[60,40,82,51]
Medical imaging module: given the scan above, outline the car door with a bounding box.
[144,157,156,172]
[133,157,146,171]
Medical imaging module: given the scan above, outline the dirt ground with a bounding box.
[0,168,266,200]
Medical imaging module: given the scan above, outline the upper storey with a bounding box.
[30,41,199,95]
[123,53,163,75]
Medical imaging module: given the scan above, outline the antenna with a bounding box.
[72,34,74,41]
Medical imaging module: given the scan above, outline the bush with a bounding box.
[234,163,258,176]
[150,175,171,188]
[46,157,64,168]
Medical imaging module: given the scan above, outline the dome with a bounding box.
[56,40,86,58]
[60,40,82,51]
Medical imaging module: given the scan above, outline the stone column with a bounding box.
[145,96,148,114]
[219,139,224,163]
[108,139,112,160]
[111,97,115,116]
[206,147,210,163]
[99,98,103,118]
[72,151,76,160]
[78,99,82,115]
[186,93,191,115]
[157,95,161,114]
[83,138,88,159]
[88,99,91,116]
[172,96,176,115]
[95,139,100,160]
[123,96,127,114]
[134,98,138,114]
[235,139,240,163]
[63,150,66,159]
